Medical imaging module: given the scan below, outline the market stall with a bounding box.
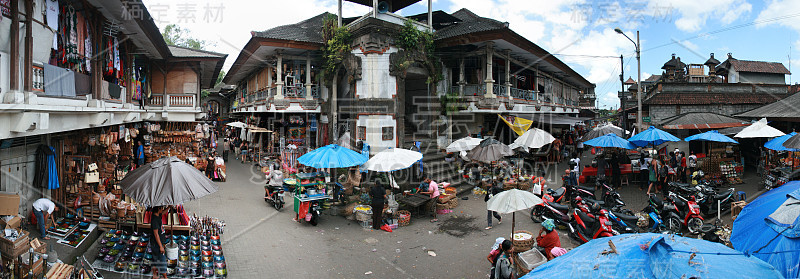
[685,130,742,185]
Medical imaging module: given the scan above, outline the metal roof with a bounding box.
[736,93,800,118]
[660,112,748,130]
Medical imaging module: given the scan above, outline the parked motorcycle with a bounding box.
[597,179,625,208]
[643,194,683,233]
[670,192,704,234]
[530,190,571,227]
[308,200,321,226]
[568,208,617,244]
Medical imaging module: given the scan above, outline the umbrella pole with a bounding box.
[511,212,516,238]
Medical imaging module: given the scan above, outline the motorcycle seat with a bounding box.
[613,212,639,223]
[650,195,663,208]
[715,190,733,200]
[551,187,565,197]
[584,197,605,206]
[672,198,687,209]
[549,202,569,212]
[575,185,595,193]
[576,210,595,225]
[670,182,691,188]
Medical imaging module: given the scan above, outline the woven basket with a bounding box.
[446,198,459,209]
[516,181,532,191]
[397,210,411,227]
[355,210,372,222]
[444,187,457,195]
[503,182,517,191]
[512,230,535,252]
[436,203,449,211]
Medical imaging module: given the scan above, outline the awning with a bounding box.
[516,114,588,126]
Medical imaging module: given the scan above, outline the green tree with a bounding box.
[161,24,210,49]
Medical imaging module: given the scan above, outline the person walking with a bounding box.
[370,180,387,230]
[485,180,503,230]
[32,198,58,240]
[205,153,216,179]
[569,152,580,186]
[639,154,651,190]
[222,138,230,161]
[679,151,687,183]
[688,151,698,177]
[494,240,515,279]
[647,158,660,195]
[149,206,169,279]
[240,141,249,163]
[576,137,584,157]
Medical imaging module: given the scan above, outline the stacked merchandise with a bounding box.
[147,122,204,162]
[719,161,743,184]
[92,229,156,276]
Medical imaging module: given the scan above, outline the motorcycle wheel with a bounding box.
[274,196,284,211]
[530,207,544,223]
[667,216,682,233]
[687,217,703,235]
[309,210,319,226]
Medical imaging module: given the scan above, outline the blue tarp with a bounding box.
[297,144,368,169]
[628,126,681,147]
[684,130,739,144]
[732,182,800,279]
[521,233,782,279]
[582,133,637,149]
[765,132,799,151]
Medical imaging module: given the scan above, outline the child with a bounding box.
[487,237,505,279]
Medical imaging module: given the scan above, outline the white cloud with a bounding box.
[650,0,752,32]
[757,0,800,30]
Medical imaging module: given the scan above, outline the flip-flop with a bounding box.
[430,219,438,223]
[485,226,492,230]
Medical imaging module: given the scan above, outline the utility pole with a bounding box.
[636,31,642,132]
[619,54,625,131]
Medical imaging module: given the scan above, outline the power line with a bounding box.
[644,12,800,53]
[553,54,626,59]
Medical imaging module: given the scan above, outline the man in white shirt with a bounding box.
[32,198,59,239]
[569,153,580,186]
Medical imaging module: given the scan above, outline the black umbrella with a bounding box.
[782,133,800,149]
[467,138,514,163]
[120,156,219,207]
[583,124,626,141]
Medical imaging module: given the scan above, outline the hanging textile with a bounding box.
[46,0,59,49]
[33,145,54,189]
[113,37,120,72]
[84,21,92,72]
[47,147,60,189]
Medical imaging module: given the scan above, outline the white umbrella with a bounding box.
[363,148,423,172]
[446,136,483,153]
[510,128,555,151]
[487,189,543,235]
[735,118,785,138]
[226,121,247,128]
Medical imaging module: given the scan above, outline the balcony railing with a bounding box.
[310,85,319,98]
[256,90,267,104]
[284,85,305,98]
[510,87,537,100]
[246,93,254,104]
[168,94,195,107]
[464,84,485,96]
[150,95,164,106]
[494,84,507,97]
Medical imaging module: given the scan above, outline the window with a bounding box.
[357,126,367,141]
[382,127,394,141]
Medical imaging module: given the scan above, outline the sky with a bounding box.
[144,0,800,110]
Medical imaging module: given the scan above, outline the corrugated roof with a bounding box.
[168,45,226,58]
[434,8,507,40]
[660,112,748,129]
[736,93,800,118]
[645,92,785,105]
[729,59,790,74]
[252,12,329,44]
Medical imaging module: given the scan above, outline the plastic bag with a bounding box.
[381,224,392,232]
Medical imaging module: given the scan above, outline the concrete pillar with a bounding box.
[428,0,433,32]
[337,0,342,27]
[275,51,284,99]
[504,50,511,97]
[458,57,465,95]
[373,0,378,17]
[484,42,495,98]
[305,53,313,100]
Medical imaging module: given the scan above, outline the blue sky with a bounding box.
[147,0,800,110]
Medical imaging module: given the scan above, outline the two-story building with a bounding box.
[0,0,225,215]
[223,0,594,158]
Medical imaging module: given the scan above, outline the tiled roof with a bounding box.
[727,59,790,74]
[168,45,226,58]
[434,9,507,40]
[644,75,661,83]
[645,92,785,105]
[252,13,329,44]
[736,93,800,118]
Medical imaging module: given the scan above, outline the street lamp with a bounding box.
[614,27,641,132]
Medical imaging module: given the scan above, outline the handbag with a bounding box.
[85,171,100,183]
[88,163,98,172]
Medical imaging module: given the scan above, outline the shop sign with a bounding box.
[643,117,651,122]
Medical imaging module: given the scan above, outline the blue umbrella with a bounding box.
[732,181,800,279]
[521,233,782,279]
[297,144,368,169]
[765,132,798,151]
[684,130,739,144]
[628,126,681,147]
[582,133,637,149]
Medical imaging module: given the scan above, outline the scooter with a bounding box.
[568,208,617,244]
[696,187,735,217]
[597,180,625,208]
[264,185,285,211]
[643,194,681,233]
[530,196,571,226]
[308,200,321,226]
[671,193,704,234]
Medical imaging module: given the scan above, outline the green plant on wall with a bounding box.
[321,14,352,82]
[440,90,466,116]
[394,19,442,85]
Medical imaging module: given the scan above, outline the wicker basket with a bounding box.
[503,182,517,191]
[444,187,457,195]
[512,230,535,252]
[397,210,411,226]
[354,206,373,222]
[436,203,449,211]
[516,181,533,191]
[446,198,459,209]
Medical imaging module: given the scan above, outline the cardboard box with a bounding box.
[0,193,20,216]
[0,230,30,258]
[0,215,22,230]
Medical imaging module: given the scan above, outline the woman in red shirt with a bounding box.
[536,219,561,260]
